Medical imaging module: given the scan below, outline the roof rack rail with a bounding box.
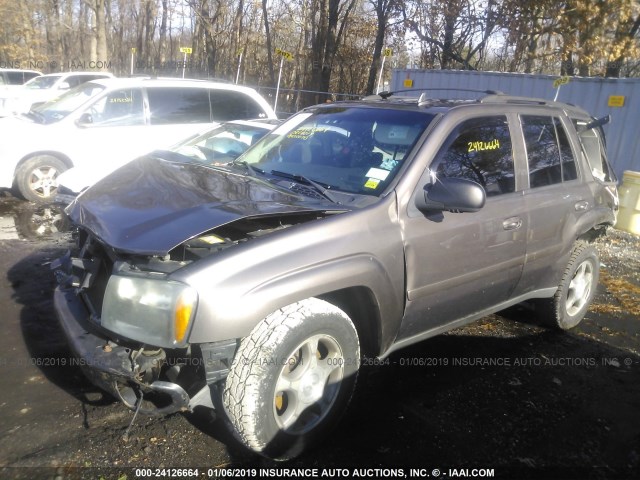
[479,94,550,105]
[364,88,505,103]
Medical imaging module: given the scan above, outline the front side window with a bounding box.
[522,115,578,187]
[148,87,211,124]
[85,88,144,126]
[34,82,106,123]
[432,116,515,196]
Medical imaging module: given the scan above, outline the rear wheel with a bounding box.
[222,298,360,460]
[536,242,600,330]
[15,155,68,203]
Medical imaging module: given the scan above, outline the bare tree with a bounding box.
[365,0,400,94]
[303,0,358,104]
[401,0,502,70]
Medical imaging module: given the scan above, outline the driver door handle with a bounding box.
[503,217,522,231]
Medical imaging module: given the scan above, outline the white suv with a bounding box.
[0,77,277,202]
[5,71,114,115]
[0,68,42,117]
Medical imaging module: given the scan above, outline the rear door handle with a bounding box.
[503,217,522,230]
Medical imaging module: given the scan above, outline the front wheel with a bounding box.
[536,242,600,330]
[14,155,68,203]
[222,298,360,460]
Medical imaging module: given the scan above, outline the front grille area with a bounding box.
[72,231,114,321]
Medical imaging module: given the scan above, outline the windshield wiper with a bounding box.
[230,160,264,177]
[270,170,340,204]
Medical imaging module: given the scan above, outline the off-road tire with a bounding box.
[536,242,600,330]
[15,155,68,203]
[222,298,360,460]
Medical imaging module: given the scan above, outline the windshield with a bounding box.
[171,122,276,164]
[30,82,105,124]
[25,75,62,89]
[240,106,435,196]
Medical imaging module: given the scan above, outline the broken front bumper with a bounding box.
[53,286,193,416]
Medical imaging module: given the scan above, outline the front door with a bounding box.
[398,114,527,340]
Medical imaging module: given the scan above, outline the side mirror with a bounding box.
[416,177,486,213]
[58,81,71,90]
[76,112,93,126]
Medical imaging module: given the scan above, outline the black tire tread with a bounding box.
[222,298,359,456]
[537,241,599,330]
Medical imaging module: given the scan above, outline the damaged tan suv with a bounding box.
[53,90,618,459]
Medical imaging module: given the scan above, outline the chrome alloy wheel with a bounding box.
[273,334,344,434]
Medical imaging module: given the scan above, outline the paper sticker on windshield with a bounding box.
[364,178,380,189]
[365,167,390,181]
[287,127,328,140]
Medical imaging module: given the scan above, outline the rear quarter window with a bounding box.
[574,122,615,183]
[210,90,269,121]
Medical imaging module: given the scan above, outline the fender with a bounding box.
[188,253,403,351]
[175,196,406,351]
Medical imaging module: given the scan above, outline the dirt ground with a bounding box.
[0,195,638,480]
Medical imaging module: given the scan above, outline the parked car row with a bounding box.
[0,76,277,202]
[5,71,115,115]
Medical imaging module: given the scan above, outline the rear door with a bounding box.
[398,112,528,340]
[513,113,593,295]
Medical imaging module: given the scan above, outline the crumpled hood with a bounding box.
[66,153,343,255]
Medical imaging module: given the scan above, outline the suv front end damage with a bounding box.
[52,158,342,416]
[53,232,239,415]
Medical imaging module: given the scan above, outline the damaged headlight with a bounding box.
[102,276,197,348]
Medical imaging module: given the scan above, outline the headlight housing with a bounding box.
[102,275,198,348]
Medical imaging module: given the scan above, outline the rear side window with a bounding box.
[6,71,38,84]
[148,87,212,124]
[432,116,515,196]
[210,90,268,121]
[522,115,578,187]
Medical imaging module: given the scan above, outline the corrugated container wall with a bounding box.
[391,69,640,181]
